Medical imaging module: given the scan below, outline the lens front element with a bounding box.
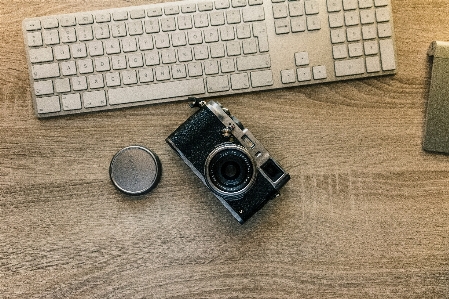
[205,144,256,199]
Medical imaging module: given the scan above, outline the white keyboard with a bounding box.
[23,0,397,117]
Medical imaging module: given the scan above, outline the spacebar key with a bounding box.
[108,79,205,105]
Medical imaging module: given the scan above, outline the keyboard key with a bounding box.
[25,20,41,31]
[181,4,197,13]
[313,65,327,79]
[198,2,214,11]
[377,23,392,37]
[83,90,107,108]
[226,41,241,56]
[333,44,348,59]
[55,78,71,93]
[364,40,379,55]
[139,69,154,82]
[111,56,127,70]
[95,57,111,72]
[62,94,82,110]
[207,75,230,92]
[42,18,59,29]
[106,72,121,86]
[188,62,203,76]
[360,9,375,24]
[210,11,226,25]
[108,78,205,105]
[250,70,273,87]
[345,10,360,26]
[77,26,93,41]
[147,7,163,17]
[29,48,53,63]
[60,16,76,27]
[281,69,296,83]
[379,38,396,70]
[236,24,251,39]
[226,10,241,24]
[348,43,363,57]
[231,0,247,7]
[374,0,389,6]
[27,32,43,47]
[215,0,230,9]
[221,58,236,72]
[204,60,219,74]
[77,59,94,73]
[164,6,180,15]
[34,80,54,95]
[155,66,171,80]
[128,53,144,68]
[291,17,306,32]
[305,1,319,15]
[54,45,70,60]
[172,64,187,79]
[329,13,344,28]
[242,6,265,22]
[178,47,193,61]
[295,52,309,66]
[60,61,77,76]
[255,27,269,50]
[122,37,138,52]
[113,11,128,21]
[359,0,374,8]
[94,24,110,39]
[128,20,144,35]
[95,13,111,23]
[138,36,154,50]
[376,7,390,22]
[347,27,362,41]
[272,4,288,19]
[362,24,377,39]
[342,0,358,10]
[145,19,160,33]
[105,40,121,54]
[36,96,60,113]
[122,70,138,85]
[231,73,250,89]
[366,56,381,72]
[88,74,105,88]
[78,14,94,25]
[71,44,87,58]
[131,9,146,19]
[327,0,342,12]
[306,16,321,30]
[334,58,365,76]
[32,63,60,79]
[72,76,88,90]
[178,15,193,29]
[289,2,304,16]
[236,54,271,71]
[161,17,176,31]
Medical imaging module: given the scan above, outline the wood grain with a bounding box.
[1,0,448,298]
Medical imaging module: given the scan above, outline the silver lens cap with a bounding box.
[109,146,162,196]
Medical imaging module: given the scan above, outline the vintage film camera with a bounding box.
[166,98,290,223]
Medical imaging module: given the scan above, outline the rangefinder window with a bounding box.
[261,159,284,182]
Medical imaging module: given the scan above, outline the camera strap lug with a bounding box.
[188,97,206,108]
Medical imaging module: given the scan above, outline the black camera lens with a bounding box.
[205,144,256,199]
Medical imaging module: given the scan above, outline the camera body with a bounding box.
[166,99,290,223]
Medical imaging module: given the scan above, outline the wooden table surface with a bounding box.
[1,0,448,298]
